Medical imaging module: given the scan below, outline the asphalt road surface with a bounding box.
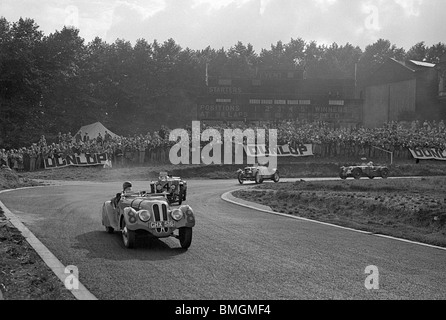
[1,179,445,300]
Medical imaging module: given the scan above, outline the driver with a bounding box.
[112,181,133,207]
[122,181,132,193]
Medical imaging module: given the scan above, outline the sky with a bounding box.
[1,0,445,52]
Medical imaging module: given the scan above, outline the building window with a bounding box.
[249,99,261,104]
[287,100,299,105]
[329,100,345,106]
[274,100,286,105]
[218,79,232,86]
[299,100,311,105]
[216,99,231,103]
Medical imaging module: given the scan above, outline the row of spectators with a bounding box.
[1,120,445,171]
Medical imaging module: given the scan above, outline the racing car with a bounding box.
[149,172,187,205]
[339,162,389,180]
[237,165,280,184]
[101,190,195,249]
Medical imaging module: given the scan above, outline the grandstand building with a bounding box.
[363,56,446,128]
[196,68,363,128]
[437,53,446,101]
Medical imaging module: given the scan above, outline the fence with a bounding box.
[3,143,417,172]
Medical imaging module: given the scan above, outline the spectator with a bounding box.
[57,132,63,144]
[97,132,103,146]
[104,131,112,143]
[75,131,82,143]
[114,144,124,167]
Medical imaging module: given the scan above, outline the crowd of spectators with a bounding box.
[1,120,445,172]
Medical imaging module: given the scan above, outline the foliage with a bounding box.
[1,16,445,148]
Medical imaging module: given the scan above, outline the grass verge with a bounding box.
[233,177,446,247]
[0,168,75,300]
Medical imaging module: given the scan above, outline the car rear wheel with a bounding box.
[238,172,244,185]
[255,172,263,184]
[352,168,362,180]
[381,169,389,179]
[179,227,192,249]
[273,172,280,183]
[105,226,114,234]
[122,220,136,249]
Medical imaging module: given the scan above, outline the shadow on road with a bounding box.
[73,230,188,261]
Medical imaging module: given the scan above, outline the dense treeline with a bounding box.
[1,17,445,149]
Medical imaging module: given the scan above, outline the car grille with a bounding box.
[152,203,169,233]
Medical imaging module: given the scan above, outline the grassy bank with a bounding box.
[16,157,446,181]
[233,177,446,247]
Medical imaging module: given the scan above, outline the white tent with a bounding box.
[73,122,119,142]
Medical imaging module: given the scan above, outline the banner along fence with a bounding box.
[13,143,434,172]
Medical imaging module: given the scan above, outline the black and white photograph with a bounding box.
[0,0,445,307]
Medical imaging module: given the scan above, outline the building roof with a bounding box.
[407,60,436,68]
[392,58,436,72]
[365,58,437,86]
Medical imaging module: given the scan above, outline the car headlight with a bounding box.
[156,185,162,191]
[170,185,176,190]
[138,210,151,222]
[171,209,183,221]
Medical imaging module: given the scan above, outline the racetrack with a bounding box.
[0,179,445,300]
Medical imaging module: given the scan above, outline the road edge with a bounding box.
[221,188,446,252]
[0,187,98,300]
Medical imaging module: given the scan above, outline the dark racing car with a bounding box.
[149,172,187,205]
[339,162,389,180]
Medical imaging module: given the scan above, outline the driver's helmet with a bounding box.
[122,181,132,192]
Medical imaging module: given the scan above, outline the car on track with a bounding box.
[149,172,187,205]
[237,165,280,184]
[101,190,195,249]
[339,162,389,180]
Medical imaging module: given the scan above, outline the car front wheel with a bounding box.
[122,220,136,249]
[238,172,244,185]
[179,227,192,249]
[381,169,389,179]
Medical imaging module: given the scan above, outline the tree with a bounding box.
[0,17,45,147]
[38,26,89,134]
[226,41,258,77]
[426,42,446,64]
[357,39,406,85]
[406,41,428,61]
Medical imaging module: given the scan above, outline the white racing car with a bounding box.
[237,165,280,184]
